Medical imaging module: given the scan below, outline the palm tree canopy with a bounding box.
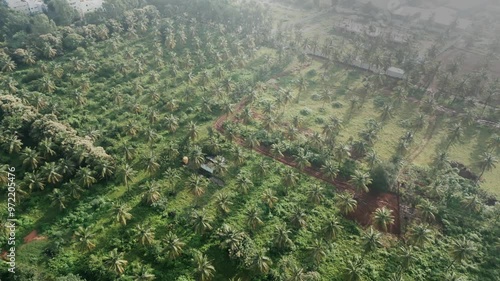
[349,170,372,193]
[361,227,382,256]
[372,206,394,232]
[103,248,128,276]
[193,250,216,281]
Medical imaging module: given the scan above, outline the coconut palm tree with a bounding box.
[361,227,382,258]
[133,224,155,246]
[145,155,160,176]
[349,170,372,193]
[348,97,360,115]
[308,239,328,265]
[352,140,369,158]
[132,265,156,281]
[166,99,179,112]
[286,264,321,281]
[433,151,450,171]
[188,121,200,141]
[246,206,263,231]
[261,188,278,211]
[212,156,228,177]
[40,76,56,93]
[189,145,206,169]
[23,51,36,65]
[245,133,260,153]
[307,184,325,205]
[63,180,83,199]
[191,209,213,235]
[231,146,246,165]
[443,272,467,281]
[145,129,159,146]
[322,216,343,241]
[364,151,379,172]
[50,188,67,210]
[31,92,48,111]
[217,224,246,259]
[344,256,363,281]
[321,160,339,181]
[76,167,97,188]
[336,144,351,164]
[215,192,233,215]
[290,206,307,229]
[165,114,179,133]
[379,104,394,122]
[447,237,476,272]
[2,58,16,72]
[398,245,416,273]
[97,160,114,179]
[282,168,299,195]
[188,174,209,197]
[142,181,161,205]
[407,223,433,246]
[24,172,45,191]
[103,248,128,276]
[416,199,437,223]
[273,224,293,250]
[337,192,358,215]
[42,162,63,184]
[477,152,498,182]
[388,273,404,281]
[461,194,482,213]
[115,204,132,226]
[252,250,273,275]
[193,250,216,281]
[73,226,96,251]
[294,148,311,171]
[295,76,308,103]
[271,142,285,157]
[207,137,223,155]
[487,134,500,153]
[4,77,18,94]
[445,123,463,150]
[120,164,136,192]
[254,160,271,179]
[4,135,22,154]
[236,172,253,194]
[163,232,185,261]
[372,207,394,232]
[21,147,41,171]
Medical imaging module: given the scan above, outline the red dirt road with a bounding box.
[23,230,46,243]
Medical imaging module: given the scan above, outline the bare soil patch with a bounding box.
[23,230,47,244]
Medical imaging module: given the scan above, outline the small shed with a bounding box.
[200,163,214,175]
[386,67,405,79]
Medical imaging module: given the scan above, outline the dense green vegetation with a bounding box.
[0,0,499,280]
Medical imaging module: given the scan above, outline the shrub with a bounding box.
[306,69,317,77]
[373,96,387,108]
[338,159,357,179]
[314,117,324,124]
[369,164,390,193]
[300,107,312,116]
[331,101,343,108]
[310,93,321,101]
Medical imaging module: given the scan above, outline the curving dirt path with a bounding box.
[213,99,401,235]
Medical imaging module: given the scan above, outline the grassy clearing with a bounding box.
[259,57,500,196]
